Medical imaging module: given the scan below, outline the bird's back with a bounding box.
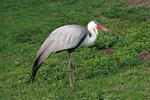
[49,25,88,44]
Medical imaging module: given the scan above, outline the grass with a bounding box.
[1,0,150,99]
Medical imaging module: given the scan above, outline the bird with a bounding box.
[31,20,111,90]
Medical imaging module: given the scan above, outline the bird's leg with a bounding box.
[70,62,76,88]
[68,52,75,90]
[68,52,72,90]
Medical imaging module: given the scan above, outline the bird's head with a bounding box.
[88,21,111,35]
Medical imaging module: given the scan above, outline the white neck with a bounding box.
[81,28,97,46]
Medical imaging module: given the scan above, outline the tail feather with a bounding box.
[31,49,53,82]
[31,41,60,82]
[31,57,41,82]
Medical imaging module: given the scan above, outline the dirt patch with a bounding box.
[128,0,150,8]
[14,60,19,65]
[109,84,124,89]
[100,15,106,19]
[100,48,113,55]
[146,18,150,21]
[139,52,150,62]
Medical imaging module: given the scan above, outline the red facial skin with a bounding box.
[97,24,103,30]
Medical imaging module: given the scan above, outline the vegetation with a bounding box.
[0,0,150,99]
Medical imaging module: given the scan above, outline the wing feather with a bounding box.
[32,25,88,81]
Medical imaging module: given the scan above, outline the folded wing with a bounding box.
[32,25,88,81]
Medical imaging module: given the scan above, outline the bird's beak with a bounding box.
[97,24,111,32]
[101,26,112,32]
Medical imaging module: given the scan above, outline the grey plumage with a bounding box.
[32,25,88,81]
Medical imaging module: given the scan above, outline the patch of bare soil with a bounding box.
[146,18,150,21]
[139,52,150,62]
[128,0,150,8]
[100,48,113,55]
[100,15,106,19]
[109,84,124,89]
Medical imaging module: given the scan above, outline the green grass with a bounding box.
[1,0,150,99]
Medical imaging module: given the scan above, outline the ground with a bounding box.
[0,0,150,100]
[128,0,150,8]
